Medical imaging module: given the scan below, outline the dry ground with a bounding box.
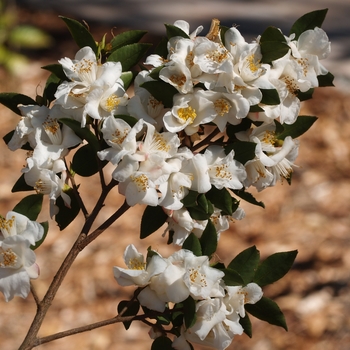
[0,9,350,350]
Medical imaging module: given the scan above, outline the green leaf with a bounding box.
[120,71,135,90]
[107,43,152,71]
[260,88,280,105]
[0,93,37,115]
[290,9,328,40]
[317,72,334,87]
[110,30,148,51]
[151,336,173,350]
[165,24,190,39]
[59,118,99,151]
[219,25,230,46]
[140,80,178,108]
[253,250,298,287]
[240,312,252,338]
[199,220,217,257]
[140,205,168,239]
[297,88,314,102]
[225,141,256,165]
[181,190,199,207]
[55,188,81,230]
[260,27,290,63]
[226,118,252,139]
[228,246,260,285]
[275,115,317,140]
[41,64,68,81]
[31,221,49,250]
[249,104,264,113]
[206,187,234,216]
[245,296,288,330]
[153,36,169,58]
[43,73,61,105]
[71,144,105,177]
[187,205,213,220]
[12,194,43,221]
[232,189,265,208]
[183,233,202,257]
[197,193,209,212]
[117,299,140,330]
[59,16,97,53]
[11,174,34,192]
[183,296,197,329]
[222,267,245,286]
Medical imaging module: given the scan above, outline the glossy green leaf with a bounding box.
[55,188,81,230]
[12,194,43,221]
[31,221,49,250]
[254,250,298,287]
[60,118,99,151]
[200,220,217,257]
[181,190,199,207]
[183,233,202,257]
[260,88,280,105]
[43,73,61,105]
[118,300,140,330]
[140,205,168,239]
[183,296,197,329]
[120,71,135,90]
[140,80,178,108]
[290,9,328,40]
[151,336,173,350]
[275,115,317,140]
[153,36,169,58]
[197,194,209,212]
[71,144,104,177]
[249,104,264,113]
[232,189,265,208]
[165,24,190,39]
[297,88,314,102]
[225,141,256,165]
[206,187,233,216]
[0,93,37,115]
[226,118,252,139]
[187,205,213,220]
[110,30,148,51]
[317,72,334,87]
[59,16,97,53]
[245,296,288,330]
[41,63,68,81]
[107,43,152,71]
[222,267,245,286]
[260,27,290,63]
[239,312,252,338]
[11,174,34,192]
[228,246,260,285]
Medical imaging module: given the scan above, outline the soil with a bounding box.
[0,7,349,350]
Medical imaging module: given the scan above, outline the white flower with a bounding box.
[0,211,44,246]
[224,283,263,318]
[204,145,247,190]
[113,244,167,287]
[0,213,43,302]
[163,89,216,135]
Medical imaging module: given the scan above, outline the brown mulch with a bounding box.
[0,8,350,350]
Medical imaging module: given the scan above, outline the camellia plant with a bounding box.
[0,8,333,350]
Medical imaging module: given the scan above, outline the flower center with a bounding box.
[34,178,51,195]
[0,215,16,237]
[0,247,18,268]
[214,98,231,116]
[151,132,171,153]
[111,128,128,145]
[177,106,197,124]
[104,94,120,112]
[188,266,207,287]
[283,76,298,95]
[210,164,233,180]
[74,58,96,83]
[128,258,146,270]
[247,54,260,73]
[43,118,62,145]
[169,73,186,88]
[131,174,149,192]
[206,45,229,64]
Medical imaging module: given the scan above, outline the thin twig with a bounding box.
[30,282,40,307]
[191,127,222,152]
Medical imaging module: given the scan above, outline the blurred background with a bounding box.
[0,0,349,349]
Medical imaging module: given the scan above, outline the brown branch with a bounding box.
[191,127,222,152]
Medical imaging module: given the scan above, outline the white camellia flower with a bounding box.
[204,145,247,190]
[163,89,216,135]
[113,244,167,287]
[224,282,263,318]
[0,212,44,301]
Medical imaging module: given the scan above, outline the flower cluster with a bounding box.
[0,211,43,301]
[114,244,262,350]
